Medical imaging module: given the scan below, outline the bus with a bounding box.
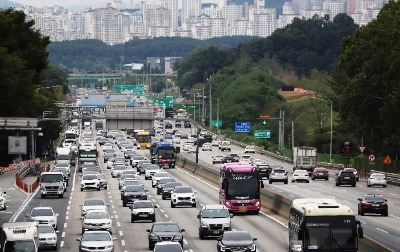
[288,198,363,252]
[136,131,151,149]
[78,141,98,171]
[153,142,179,168]
[219,163,264,214]
[150,141,161,164]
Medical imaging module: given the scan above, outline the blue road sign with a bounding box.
[235,122,250,132]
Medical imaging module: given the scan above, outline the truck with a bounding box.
[292,146,317,174]
[39,172,65,198]
[64,129,78,143]
[56,147,74,167]
[0,222,39,252]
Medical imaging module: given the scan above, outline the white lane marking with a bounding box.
[115,215,119,219]
[183,239,188,244]
[64,223,67,228]
[376,228,389,234]
[119,230,124,237]
[60,241,64,247]
[61,232,65,238]
[160,209,165,213]
[121,240,125,246]
[117,222,121,227]
[164,214,169,218]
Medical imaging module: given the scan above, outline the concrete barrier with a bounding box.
[176,154,393,252]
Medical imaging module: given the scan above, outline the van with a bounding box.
[197,205,232,239]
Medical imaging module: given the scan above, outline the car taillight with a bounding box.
[362,202,371,206]
[370,178,375,180]
[284,172,288,175]
[381,203,388,207]
[324,172,328,175]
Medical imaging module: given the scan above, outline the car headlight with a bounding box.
[81,245,89,249]
[148,210,154,215]
[249,244,256,251]
[172,234,182,241]
[105,245,113,249]
[224,222,231,227]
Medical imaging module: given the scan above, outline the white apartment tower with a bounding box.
[254,0,265,9]
[323,0,346,19]
[182,0,201,26]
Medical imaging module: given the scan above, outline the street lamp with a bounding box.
[311,97,333,163]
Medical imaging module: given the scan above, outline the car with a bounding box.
[212,155,224,164]
[211,140,221,147]
[76,230,117,252]
[197,204,232,239]
[311,167,329,180]
[269,168,288,184]
[147,222,185,250]
[222,156,236,163]
[343,167,359,182]
[81,210,113,234]
[291,170,310,183]
[182,140,194,151]
[122,185,148,207]
[219,141,231,151]
[38,224,59,250]
[26,207,59,229]
[80,174,101,191]
[102,142,113,152]
[172,137,181,144]
[180,133,189,139]
[97,174,108,189]
[52,168,69,187]
[171,186,196,208]
[153,241,183,252]
[201,143,212,151]
[165,122,173,129]
[131,155,146,167]
[145,165,161,180]
[124,150,136,160]
[152,171,170,188]
[188,145,197,153]
[358,194,388,216]
[244,145,256,153]
[80,198,109,217]
[137,161,152,174]
[229,153,240,162]
[367,173,387,187]
[156,178,177,195]
[103,150,115,162]
[161,182,182,200]
[252,158,264,165]
[256,164,271,180]
[217,231,257,252]
[240,154,253,163]
[120,179,142,199]
[130,200,158,223]
[335,170,356,187]
[54,162,71,176]
[111,165,126,178]
[118,173,139,189]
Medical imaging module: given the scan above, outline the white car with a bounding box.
[291,170,310,183]
[211,140,221,147]
[118,174,139,189]
[202,143,212,151]
[253,158,264,165]
[182,140,194,151]
[102,142,113,152]
[188,145,197,153]
[26,207,59,229]
[38,224,59,250]
[244,145,256,153]
[76,231,116,252]
[81,210,113,234]
[111,165,127,178]
[81,174,101,191]
[0,187,6,210]
[172,137,181,144]
[171,186,197,208]
[151,171,170,188]
[144,165,161,180]
[212,155,224,164]
[367,173,387,187]
[130,200,157,223]
[80,198,109,217]
[240,154,253,164]
[269,168,288,184]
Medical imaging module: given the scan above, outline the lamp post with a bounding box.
[311,97,333,163]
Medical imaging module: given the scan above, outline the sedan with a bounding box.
[358,194,388,216]
[343,167,359,182]
[252,159,264,165]
[111,165,126,178]
[80,198,109,217]
[130,200,157,223]
[81,210,113,234]
[38,224,59,250]
[291,170,310,183]
[212,155,224,164]
[367,173,387,187]
[201,143,212,151]
[122,185,148,207]
[188,145,197,153]
[26,207,59,229]
[217,231,257,252]
[244,145,256,153]
[76,230,117,252]
[147,222,185,250]
[311,167,329,180]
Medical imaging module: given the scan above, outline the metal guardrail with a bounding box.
[370,170,400,186]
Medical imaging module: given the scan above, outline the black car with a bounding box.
[130,200,157,223]
[175,121,182,128]
[122,185,148,207]
[165,123,173,129]
[311,167,329,180]
[222,156,237,163]
[256,164,271,180]
[161,182,182,200]
[335,170,356,187]
[217,231,257,252]
[358,194,388,216]
[147,222,185,250]
[157,178,177,195]
[184,121,191,128]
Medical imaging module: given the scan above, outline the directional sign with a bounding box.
[368,154,376,162]
[113,85,134,91]
[359,146,365,153]
[254,130,271,139]
[153,98,173,108]
[212,120,222,127]
[235,122,250,132]
[383,155,392,165]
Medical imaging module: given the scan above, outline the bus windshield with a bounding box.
[158,149,175,159]
[225,173,258,199]
[137,135,151,143]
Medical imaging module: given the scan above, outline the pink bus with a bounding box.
[219,163,264,214]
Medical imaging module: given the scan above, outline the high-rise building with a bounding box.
[182,0,201,26]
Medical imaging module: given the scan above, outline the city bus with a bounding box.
[288,198,363,252]
[136,131,151,149]
[150,141,160,164]
[219,163,264,214]
[153,142,179,168]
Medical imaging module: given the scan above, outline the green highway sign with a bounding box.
[113,85,134,91]
[254,130,271,139]
[153,98,173,108]
[212,120,222,127]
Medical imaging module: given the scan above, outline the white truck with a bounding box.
[56,147,74,167]
[293,147,317,174]
[64,129,78,143]
[39,172,65,198]
[0,222,39,252]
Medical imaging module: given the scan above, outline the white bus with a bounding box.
[288,198,363,252]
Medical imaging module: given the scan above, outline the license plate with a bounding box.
[372,204,379,207]
[319,173,323,175]
[344,177,350,179]
[376,179,381,181]
[213,230,221,234]
[139,214,148,217]
[238,206,247,212]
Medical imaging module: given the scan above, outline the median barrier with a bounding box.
[176,154,393,252]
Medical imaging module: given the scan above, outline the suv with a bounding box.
[256,164,271,180]
[147,222,185,250]
[269,168,288,184]
[335,170,356,187]
[171,186,196,208]
[219,141,231,151]
[156,178,176,195]
[357,194,388,216]
[197,204,232,239]
[80,174,101,191]
[130,200,157,223]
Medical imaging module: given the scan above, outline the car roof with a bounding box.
[32,206,53,210]
[202,204,228,210]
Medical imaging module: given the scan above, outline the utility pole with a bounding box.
[292,122,294,149]
[209,77,212,128]
[278,110,282,152]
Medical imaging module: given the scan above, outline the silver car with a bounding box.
[367,173,387,187]
[81,210,113,234]
[38,224,59,250]
[26,207,59,229]
[76,230,116,252]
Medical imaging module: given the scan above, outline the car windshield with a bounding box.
[174,187,193,193]
[114,166,125,170]
[84,199,105,206]
[364,195,384,201]
[124,180,140,185]
[83,175,97,180]
[202,209,230,218]
[165,183,181,189]
[125,186,144,192]
[31,208,53,216]
[274,169,285,173]
[38,225,54,233]
[153,224,180,232]
[294,170,307,174]
[371,174,385,178]
[223,232,252,241]
[82,232,111,241]
[86,211,109,219]
[133,201,153,208]
[154,173,169,178]
[315,168,327,172]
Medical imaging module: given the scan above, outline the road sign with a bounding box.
[113,85,134,91]
[254,130,271,139]
[259,115,270,119]
[153,98,173,108]
[359,146,365,153]
[212,120,222,127]
[383,155,392,165]
[235,122,250,132]
[368,154,376,162]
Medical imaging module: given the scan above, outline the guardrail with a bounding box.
[176,154,393,252]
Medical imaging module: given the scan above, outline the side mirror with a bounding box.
[230,214,234,218]
[55,213,59,217]
[154,205,158,208]
[129,206,133,209]
[253,238,257,241]
[55,231,60,234]
[357,198,362,201]
[217,237,222,241]
[80,217,84,220]
[197,214,201,219]
[25,214,29,218]
[76,238,81,241]
[3,192,6,195]
[146,229,151,232]
[180,229,185,232]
